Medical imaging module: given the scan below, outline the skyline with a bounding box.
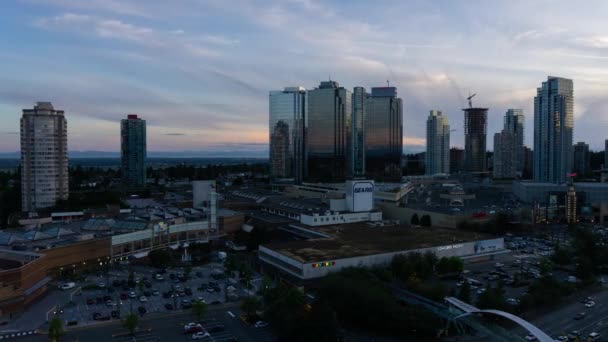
[2,1,608,154]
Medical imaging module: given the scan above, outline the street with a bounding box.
[19,303,274,342]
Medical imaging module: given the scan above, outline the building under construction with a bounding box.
[463,107,488,173]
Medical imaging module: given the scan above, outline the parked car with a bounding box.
[128,291,137,299]
[139,296,148,303]
[155,274,164,281]
[106,300,115,307]
[86,298,95,305]
[574,312,586,320]
[111,310,120,319]
[184,323,204,334]
[59,282,76,291]
[138,306,147,315]
[164,303,174,310]
[254,321,269,328]
[192,331,210,339]
[152,289,160,296]
[120,293,128,300]
[585,301,596,308]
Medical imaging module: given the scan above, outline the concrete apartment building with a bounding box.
[20,102,68,212]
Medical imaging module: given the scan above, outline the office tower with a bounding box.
[493,131,516,178]
[269,86,306,182]
[573,142,590,176]
[450,147,465,174]
[533,76,574,183]
[306,81,352,182]
[566,182,577,224]
[426,110,450,175]
[121,114,147,187]
[365,87,403,180]
[523,146,534,179]
[21,102,68,212]
[352,87,367,177]
[504,109,525,173]
[605,139,608,169]
[463,107,488,172]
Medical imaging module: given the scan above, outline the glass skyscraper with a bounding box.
[305,81,352,182]
[365,87,403,180]
[269,87,306,183]
[352,87,367,177]
[533,76,574,184]
[504,109,525,173]
[426,110,450,175]
[121,114,146,187]
[464,107,488,173]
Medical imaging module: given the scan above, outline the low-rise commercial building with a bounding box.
[259,223,506,283]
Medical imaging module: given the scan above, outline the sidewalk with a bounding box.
[0,287,71,333]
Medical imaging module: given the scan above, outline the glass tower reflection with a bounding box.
[365,87,403,181]
[269,87,306,183]
[305,81,352,182]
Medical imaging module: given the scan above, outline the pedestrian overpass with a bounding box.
[389,283,555,341]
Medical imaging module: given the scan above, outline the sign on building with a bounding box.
[346,180,374,212]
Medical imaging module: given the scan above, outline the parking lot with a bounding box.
[57,263,263,328]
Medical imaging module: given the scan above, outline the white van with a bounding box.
[59,282,75,291]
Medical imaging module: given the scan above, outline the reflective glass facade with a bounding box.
[533,76,573,183]
[352,87,367,177]
[305,81,352,182]
[121,115,147,187]
[426,110,450,175]
[365,87,403,180]
[269,87,306,182]
[504,109,525,173]
[464,107,488,172]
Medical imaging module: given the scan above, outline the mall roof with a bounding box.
[262,223,494,263]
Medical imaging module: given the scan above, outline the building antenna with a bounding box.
[387,80,390,87]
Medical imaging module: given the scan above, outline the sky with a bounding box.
[1,0,608,156]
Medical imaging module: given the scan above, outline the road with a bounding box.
[532,288,608,338]
[19,303,274,342]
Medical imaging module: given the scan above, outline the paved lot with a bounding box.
[19,303,274,342]
[54,263,262,328]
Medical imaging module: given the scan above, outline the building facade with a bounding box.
[450,148,465,174]
[504,109,525,173]
[533,76,574,183]
[352,87,367,177]
[493,130,516,178]
[365,87,403,180]
[604,139,608,169]
[21,102,68,212]
[121,115,147,187]
[306,81,352,182]
[463,107,488,173]
[269,87,306,182]
[573,142,590,176]
[426,110,450,175]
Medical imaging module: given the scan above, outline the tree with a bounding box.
[191,300,208,322]
[420,215,432,227]
[457,281,471,303]
[48,316,64,342]
[128,270,135,288]
[476,285,507,310]
[224,254,238,276]
[410,214,420,226]
[241,296,262,319]
[123,313,139,336]
[184,265,193,279]
[148,249,172,268]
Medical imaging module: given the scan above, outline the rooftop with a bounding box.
[262,223,493,263]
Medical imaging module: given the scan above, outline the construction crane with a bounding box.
[467,93,476,108]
